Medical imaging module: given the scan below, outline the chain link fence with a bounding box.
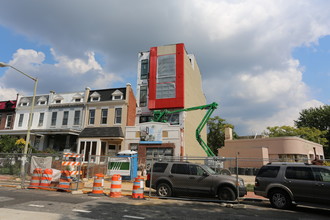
[0,152,83,190]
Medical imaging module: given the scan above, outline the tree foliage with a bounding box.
[264,126,328,146]
[0,135,21,153]
[294,105,330,157]
[207,116,237,154]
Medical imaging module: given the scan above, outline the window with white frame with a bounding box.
[101,108,108,124]
[90,92,100,102]
[89,109,95,124]
[139,86,147,107]
[62,111,69,125]
[20,98,29,107]
[5,114,13,128]
[74,110,80,125]
[114,107,122,124]
[51,112,57,126]
[54,95,63,104]
[38,112,44,126]
[37,96,47,105]
[112,90,123,100]
[18,114,24,127]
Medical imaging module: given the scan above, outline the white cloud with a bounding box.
[0,0,330,134]
[0,48,123,96]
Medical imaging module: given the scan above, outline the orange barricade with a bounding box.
[58,170,72,192]
[39,168,53,189]
[89,173,105,196]
[132,176,144,199]
[109,174,122,198]
[28,168,42,189]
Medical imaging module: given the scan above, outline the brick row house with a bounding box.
[0,84,136,158]
[0,100,17,131]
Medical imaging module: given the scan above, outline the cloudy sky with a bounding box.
[0,0,329,135]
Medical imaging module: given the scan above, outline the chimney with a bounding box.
[84,87,91,102]
[225,127,233,140]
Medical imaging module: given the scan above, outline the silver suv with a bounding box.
[254,162,330,209]
[146,162,247,201]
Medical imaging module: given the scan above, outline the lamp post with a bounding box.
[0,62,38,188]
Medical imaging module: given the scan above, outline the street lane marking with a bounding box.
[123,215,145,219]
[72,209,91,213]
[28,204,45,208]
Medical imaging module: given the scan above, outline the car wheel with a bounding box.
[156,183,172,197]
[269,190,292,209]
[218,187,236,201]
[219,169,231,176]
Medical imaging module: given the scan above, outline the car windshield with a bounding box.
[201,164,216,175]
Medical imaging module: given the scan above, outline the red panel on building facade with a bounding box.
[148,44,185,110]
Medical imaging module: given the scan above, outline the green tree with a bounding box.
[294,105,330,157]
[207,116,237,155]
[0,135,20,153]
[264,125,327,146]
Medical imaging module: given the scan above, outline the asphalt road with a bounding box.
[0,187,329,220]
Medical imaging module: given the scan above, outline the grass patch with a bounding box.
[246,184,254,192]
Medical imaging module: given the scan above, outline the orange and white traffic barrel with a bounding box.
[109,174,122,198]
[58,170,72,192]
[28,168,42,189]
[132,176,144,199]
[39,168,53,189]
[89,173,105,196]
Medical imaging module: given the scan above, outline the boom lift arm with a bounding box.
[152,102,218,157]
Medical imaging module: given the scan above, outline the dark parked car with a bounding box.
[146,161,247,201]
[254,162,330,209]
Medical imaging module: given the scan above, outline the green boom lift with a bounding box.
[152,102,218,157]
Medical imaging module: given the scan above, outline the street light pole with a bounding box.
[0,62,38,188]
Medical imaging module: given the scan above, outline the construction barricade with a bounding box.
[62,153,82,176]
[28,168,42,189]
[58,170,72,192]
[89,173,105,196]
[109,174,122,198]
[132,176,144,199]
[39,168,53,189]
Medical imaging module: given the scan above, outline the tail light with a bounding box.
[147,173,150,181]
[255,179,259,187]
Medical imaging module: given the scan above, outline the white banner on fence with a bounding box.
[107,157,131,176]
[30,156,52,173]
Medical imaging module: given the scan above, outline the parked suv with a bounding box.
[254,162,330,209]
[146,162,247,201]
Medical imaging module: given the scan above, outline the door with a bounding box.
[284,166,315,202]
[169,163,190,193]
[186,164,213,194]
[311,167,330,204]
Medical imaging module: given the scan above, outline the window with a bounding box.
[38,113,44,126]
[101,109,108,124]
[114,108,122,124]
[285,167,314,181]
[312,167,330,182]
[39,101,46,105]
[55,100,61,104]
[51,112,57,126]
[141,59,149,79]
[74,110,80,125]
[130,143,138,151]
[113,95,122,100]
[156,54,176,99]
[139,86,147,107]
[18,114,24,127]
[62,111,69,125]
[189,164,205,176]
[257,166,280,178]
[21,102,28,106]
[89,109,95,125]
[92,97,99,101]
[75,98,81,102]
[153,163,168,173]
[5,115,13,128]
[171,164,189,175]
[139,116,152,123]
